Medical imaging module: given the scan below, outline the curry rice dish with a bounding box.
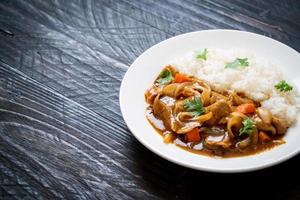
[145,49,299,157]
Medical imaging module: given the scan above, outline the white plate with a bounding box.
[119,30,300,173]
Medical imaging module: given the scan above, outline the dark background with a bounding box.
[0,0,300,199]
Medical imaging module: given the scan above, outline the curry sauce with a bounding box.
[145,66,286,157]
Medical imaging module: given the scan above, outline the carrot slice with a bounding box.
[236,103,256,114]
[258,131,271,144]
[185,128,201,142]
[174,73,190,83]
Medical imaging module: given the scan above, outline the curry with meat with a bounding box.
[145,66,288,157]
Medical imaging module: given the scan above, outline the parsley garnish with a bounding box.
[239,118,255,136]
[157,69,173,85]
[183,95,205,117]
[225,58,249,69]
[275,80,293,92]
[196,48,208,61]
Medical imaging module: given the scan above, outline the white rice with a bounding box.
[169,48,300,126]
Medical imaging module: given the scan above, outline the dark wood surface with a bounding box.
[1,0,300,199]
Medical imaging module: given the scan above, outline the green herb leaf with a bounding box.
[239,118,255,136]
[196,48,208,61]
[156,69,173,85]
[275,80,293,92]
[183,96,205,117]
[225,58,249,69]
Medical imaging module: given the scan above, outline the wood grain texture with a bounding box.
[0,0,300,199]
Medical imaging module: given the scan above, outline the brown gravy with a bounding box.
[145,66,287,158]
[146,108,284,158]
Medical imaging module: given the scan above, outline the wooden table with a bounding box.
[1,1,300,199]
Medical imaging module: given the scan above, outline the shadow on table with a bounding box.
[130,140,300,200]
